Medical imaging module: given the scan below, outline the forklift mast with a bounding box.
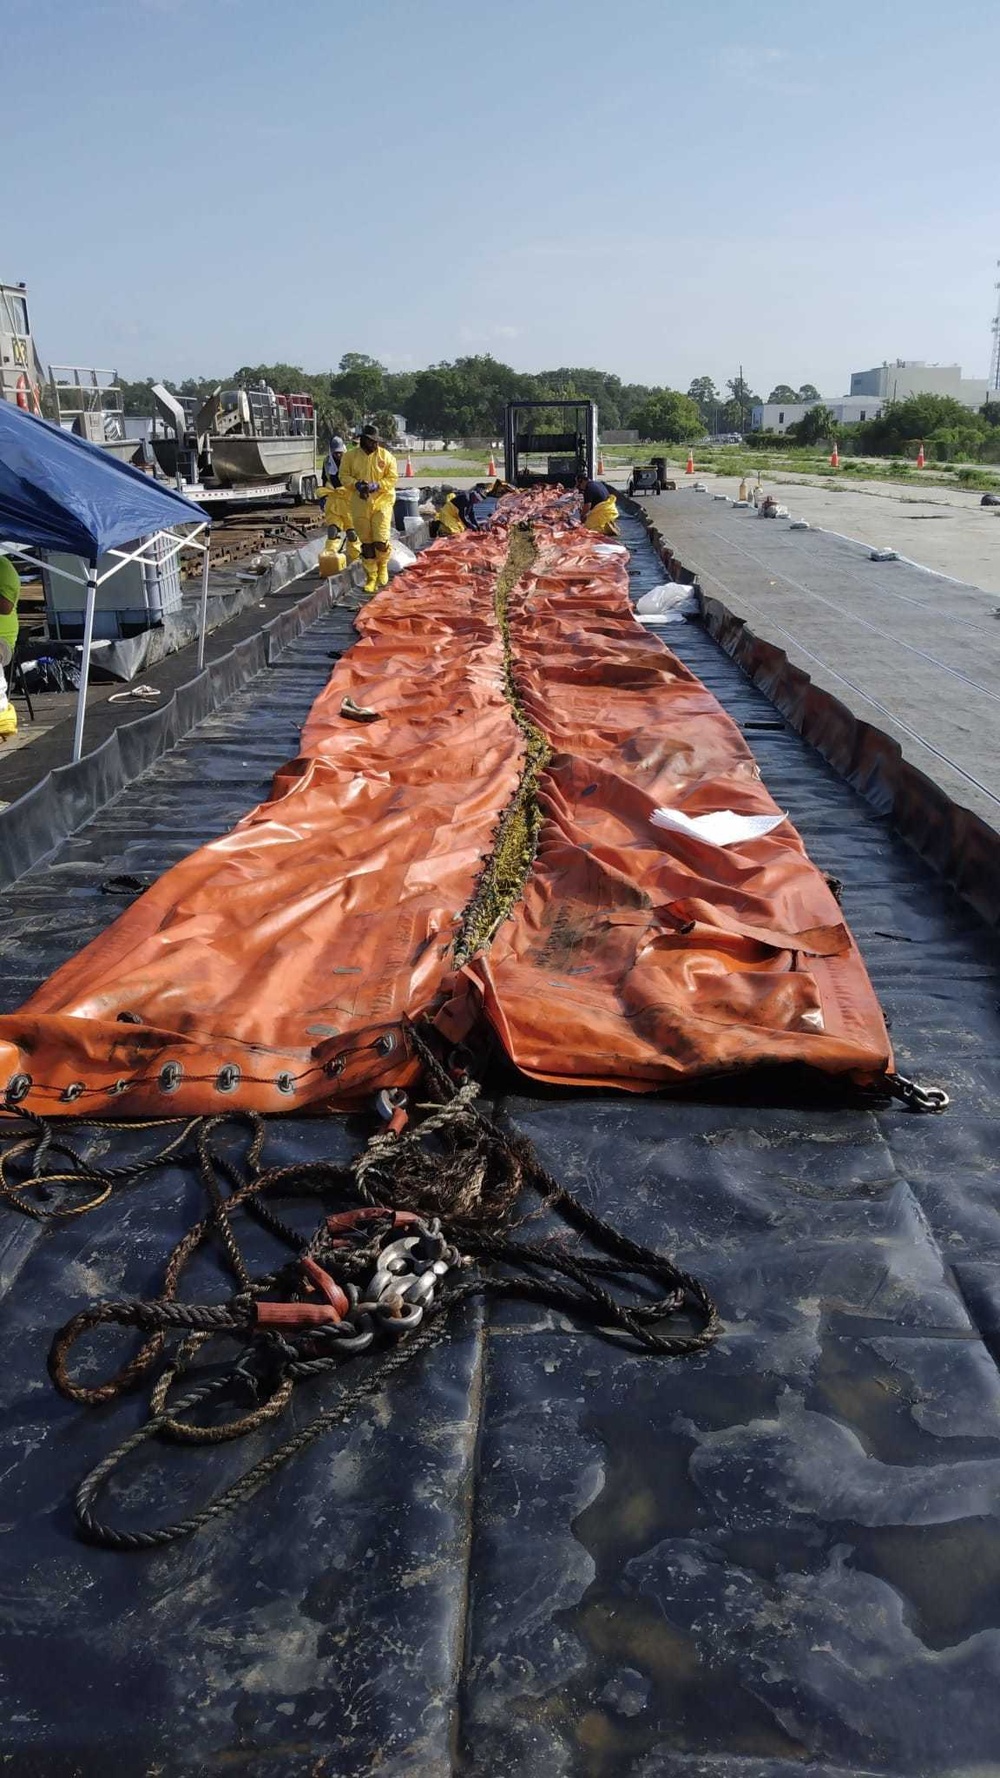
[503,399,597,486]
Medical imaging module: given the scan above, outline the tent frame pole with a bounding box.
[72,561,99,764]
[197,540,211,670]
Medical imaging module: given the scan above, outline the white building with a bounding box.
[850,360,988,408]
[751,396,881,435]
[752,357,991,434]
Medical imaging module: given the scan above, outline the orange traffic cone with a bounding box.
[916,442,926,468]
[685,449,695,475]
[598,452,605,475]
[830,442,840,468]
[404,454,414,478]
[487,452,497,477]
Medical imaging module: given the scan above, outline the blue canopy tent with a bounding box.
[0,401,210,759]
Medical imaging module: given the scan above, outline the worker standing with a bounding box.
[575,472,619,536]
[316,436,361,565]
[338,423,398,595]
[0,552,19,739]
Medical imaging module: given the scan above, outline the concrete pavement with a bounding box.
[637,484,1000,839]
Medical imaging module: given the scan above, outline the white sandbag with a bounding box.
[635,582,698,616]
[389,540,418,575]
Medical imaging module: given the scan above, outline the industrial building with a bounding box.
[752,358,990,434]
[850,359,989,407]
[751,395,881,434]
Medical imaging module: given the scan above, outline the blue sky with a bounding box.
[4,0,998,398]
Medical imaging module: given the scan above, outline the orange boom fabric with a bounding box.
[0,493,891,1118]
[463,518,890,1088]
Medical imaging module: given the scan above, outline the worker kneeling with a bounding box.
[576,472,619,536]
[339,423,398,595]
[430,491,465,538]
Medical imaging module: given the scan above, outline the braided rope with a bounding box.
[24,1034,719,1548]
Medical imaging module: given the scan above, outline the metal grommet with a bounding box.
[158,1061,183,1093]
[275,1072,296,1096]
[60,1082,86,1103]
[324,1055,346,1078]
[108,1080,129,1096]
[375,1031,397,1056]
[117,1011,143,1025]
[215,1063,241,1094]
[5,1073,31,1107]
[375,1087,408,1122]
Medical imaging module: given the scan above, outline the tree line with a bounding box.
[752,392,1000,463]
[113,357,791,445]
[113,358,1000,461]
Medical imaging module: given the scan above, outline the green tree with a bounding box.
[767,384,799,404]
[114,375,158,416]
[720,375,761,432]
[533,367,624,432]
[631,388,703,442]
[383,369,417,418]
[688,376,720,426]
[788,404,838,445]
[859,393,983,456]
[329,353,386,426]
[405,355,535,442]
[406,365,469,443]
[796,383,822,402]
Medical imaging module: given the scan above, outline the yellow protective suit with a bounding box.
[339,444,398,592]
[434,496,465,537]
[317,482,361,564]
[583,494,619,536]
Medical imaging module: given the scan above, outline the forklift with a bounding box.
[503,398,597,486]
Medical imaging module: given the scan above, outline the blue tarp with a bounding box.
[0,400,207,560]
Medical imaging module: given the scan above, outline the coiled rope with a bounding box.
[5,1027,718,1549]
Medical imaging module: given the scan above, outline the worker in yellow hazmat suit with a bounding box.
[338,424,398,594]
[0,553,19,740]
[576,473,619,537]
[430,492,465,538]
[316,436,361,565]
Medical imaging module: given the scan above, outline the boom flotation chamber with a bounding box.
[0,492,892,1118]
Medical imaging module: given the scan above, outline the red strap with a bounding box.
[301,1255,350,1319]
[324,1206,420,1238]
[256,1301,342,1328]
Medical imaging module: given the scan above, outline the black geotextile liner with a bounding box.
[1,518,1000,1776]
[0,568,356,893]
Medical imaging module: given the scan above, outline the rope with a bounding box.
[32,1036,719,1549]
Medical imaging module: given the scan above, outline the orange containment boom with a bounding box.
[0,492,892,1117]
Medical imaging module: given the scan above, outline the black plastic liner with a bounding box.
[635,498,1000,932]
[0,570,356,892]
[0,517,999,1775]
